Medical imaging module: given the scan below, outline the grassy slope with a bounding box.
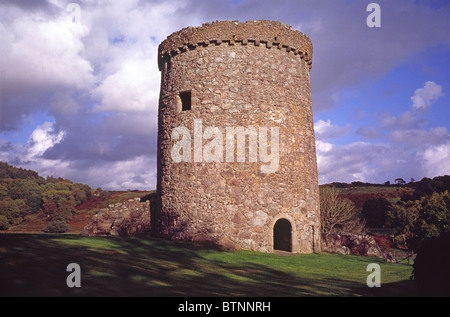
[0,234,417,297]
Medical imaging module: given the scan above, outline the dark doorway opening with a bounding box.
[273,218,292,252]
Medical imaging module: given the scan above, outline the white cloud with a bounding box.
[315,137,437,185]
[95,156,157,190]
[411,81,443,110]
[0,121,70,181]
[316,140,391,184]
[420,142,450,178]
[54,156,158,190]
[0,3,94,130]
[2,13,93,92]
[93,58,158,113]
[27,122,65,158]
[314,119,351,140]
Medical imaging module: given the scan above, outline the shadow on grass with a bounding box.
[0,234,418,297]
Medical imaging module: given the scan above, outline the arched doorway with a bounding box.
[273,218,292,252]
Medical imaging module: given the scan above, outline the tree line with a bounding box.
[0,162,92,231]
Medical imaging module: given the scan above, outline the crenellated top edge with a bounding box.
[158,20,313,71]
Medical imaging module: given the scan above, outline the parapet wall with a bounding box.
[158,20,312,71]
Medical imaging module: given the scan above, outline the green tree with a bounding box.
[15,199,31,217]
[41,197,58,220]
[43,220,69,233]
[387,191,450,250]
[72,183,91,205]
[0,161,43,180]
[320,186,366,233]
[55,197,77,221]
[41,185,78,222]
[0,215,10,230]
[361,198,392,227]
[387,199,420,249]
[0,198,22,225]
[0,162,92,226]
[8,179,44,213]
[412,191,450,244]
[0,184,7,200]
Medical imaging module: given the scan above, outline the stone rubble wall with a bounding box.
[321,232,394,261]
[81,198,150,237]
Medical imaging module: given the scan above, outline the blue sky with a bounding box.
[0,0,449,189]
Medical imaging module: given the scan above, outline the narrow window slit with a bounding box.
[180,91,192,111]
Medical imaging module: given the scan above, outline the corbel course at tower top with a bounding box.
[157,20,313,71]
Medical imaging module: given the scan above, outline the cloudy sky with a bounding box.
[0,0,449,190]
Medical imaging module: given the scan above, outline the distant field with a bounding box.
[337,186,411,195]
[0,234,418,297]
[336,185,414,208]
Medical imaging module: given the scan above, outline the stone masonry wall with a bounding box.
[321,232,394,261]
[155,20,321,253]
[81,198,150,237]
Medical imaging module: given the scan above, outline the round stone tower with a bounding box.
[155,20,321,253]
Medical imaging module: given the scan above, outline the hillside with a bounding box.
[6,190,154,233]
[0,161,153,233]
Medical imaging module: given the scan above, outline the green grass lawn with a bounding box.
[0,234,418,297]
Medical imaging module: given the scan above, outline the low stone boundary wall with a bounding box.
[81,198,150,236]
